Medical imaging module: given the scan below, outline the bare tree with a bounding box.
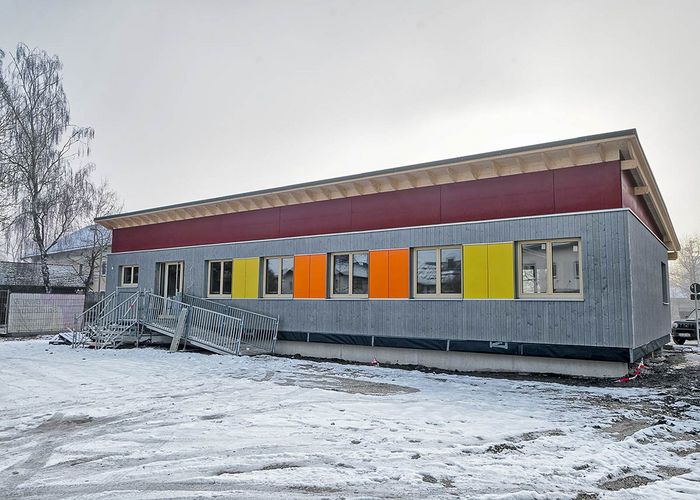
[670,235,700,298]
[0,44,94,291]
[67,180,122,292]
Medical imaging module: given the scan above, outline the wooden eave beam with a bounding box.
[621,159,639,171]
[633,186,650,196]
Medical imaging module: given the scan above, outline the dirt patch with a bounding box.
[275,372,419,395]
[485,443,522,454]
[599,474,655,491]
[656,465,690,478]
[599,417,650,440]
[289,485,342,494]
[518,429,565,442]
[32,413,105,433]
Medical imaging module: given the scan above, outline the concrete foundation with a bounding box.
[274,340,630,378]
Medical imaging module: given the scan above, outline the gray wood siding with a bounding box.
[106,209,637,348]
[627,214,671,348]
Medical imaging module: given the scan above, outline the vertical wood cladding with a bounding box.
[106,210,639,349]
[112,161,649,253]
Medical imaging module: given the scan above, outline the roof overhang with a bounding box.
[96,130,679,257]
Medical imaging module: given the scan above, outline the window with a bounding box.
[120,265,139,287]
[101,261,107,276]
[414,246,462,297]
[518,239,582,297]
[264,256,294,297]
[332,252,369,297]
[661,262,669,304]
[208,260,232,296]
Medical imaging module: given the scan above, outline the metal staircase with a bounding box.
[70,290,278,356]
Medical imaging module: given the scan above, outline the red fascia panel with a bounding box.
[441,170,555,223]
[621,169,662,237]
[111,161,629,252]
[111,207,281,252]
[279,198,352,238]
[552,161,622,213]
[350,185,441,231]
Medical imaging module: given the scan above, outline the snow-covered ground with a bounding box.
[1,339,699,499]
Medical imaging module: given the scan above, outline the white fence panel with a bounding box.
[6,293,85,335]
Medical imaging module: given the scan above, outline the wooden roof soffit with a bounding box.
[97,133,678,256]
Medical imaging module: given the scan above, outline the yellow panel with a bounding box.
[487,243,515,299]
[244,258,259,298]
[463,244,488,299]
[231,258,259,298]
[232,259,247,298]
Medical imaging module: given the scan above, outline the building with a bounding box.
[23,225,112,297]
[96,130,678,377]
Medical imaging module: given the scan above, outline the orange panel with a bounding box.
[388,248,410,298]
[369,250,389,298]
[293,255,310,298]
[308,254,327,299]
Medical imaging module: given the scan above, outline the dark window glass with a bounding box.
[265,258,280,295]
[333,254,349,294]
[661,262,669,304]
[222,261,232,295]
[209,262,221,295]
[440,248,461,294]
[352,253,369,295]
[552,241,580,293]
[521,243,547,294]
[122,266,132,285]
[132,266,139,285]
[281,257,294,295]
[416,249,437,294]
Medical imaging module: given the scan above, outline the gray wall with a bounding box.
[627,214,671,348]
[106,209,648,349]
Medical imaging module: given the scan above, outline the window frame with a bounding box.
[413,245,463,299]
[207,260,233,298]
[330,251,369,298]
[263,256,294,298]
[517,239,583,299]
[120,265,139,287]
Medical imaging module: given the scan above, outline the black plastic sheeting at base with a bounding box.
[276,331,645,363]
[308,333,372,346]
[632,335,669,362]
[373,336,447,351]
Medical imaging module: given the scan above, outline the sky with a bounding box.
[1,0,699,237]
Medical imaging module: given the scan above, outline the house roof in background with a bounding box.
[0,261,85,289]
[23,225,111,259]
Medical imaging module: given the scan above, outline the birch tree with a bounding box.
[0,44,94,291]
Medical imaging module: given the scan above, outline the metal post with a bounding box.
[691,283,700,351]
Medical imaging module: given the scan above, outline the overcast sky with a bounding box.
[1,0,698,236]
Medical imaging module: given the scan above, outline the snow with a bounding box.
[1,339,699,499]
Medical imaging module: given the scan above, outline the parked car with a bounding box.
[672,310,699,345]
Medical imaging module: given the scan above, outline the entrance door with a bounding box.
[161,262,183,299]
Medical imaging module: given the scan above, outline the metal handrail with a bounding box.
[73,290,118,332]
[181,293,279,354]
[142,293,243,354]
[93,292,140,349]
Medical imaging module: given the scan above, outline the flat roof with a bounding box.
[96,129,679,253]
